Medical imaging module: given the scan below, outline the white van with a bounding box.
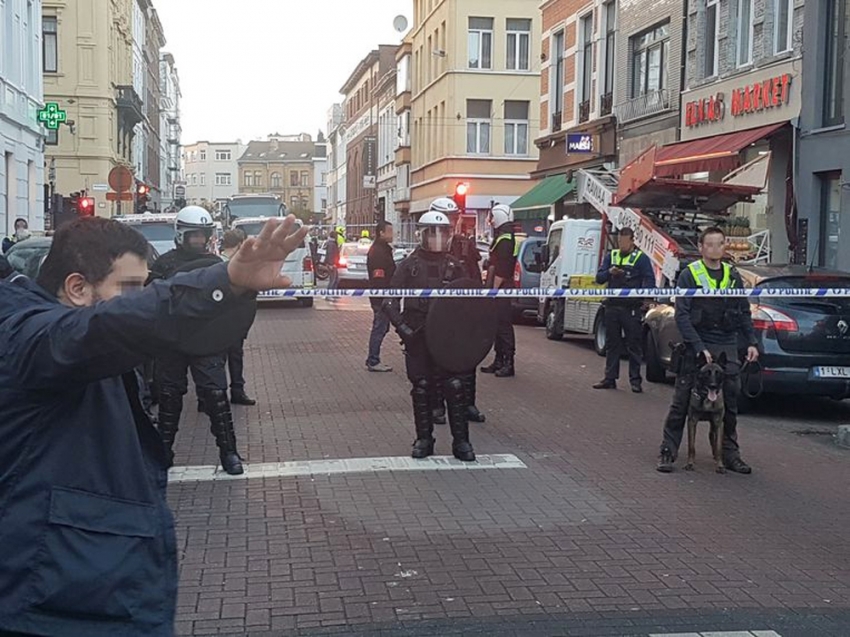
[537,218,610,354]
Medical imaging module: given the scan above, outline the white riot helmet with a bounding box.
[175,205,215,252]
[429,197,459,216]
[488,203,514,229]
[417,209,453,252]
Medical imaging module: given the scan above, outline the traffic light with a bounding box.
[453,182,469,213]
[135,183,150,213]
[69,192,95,217]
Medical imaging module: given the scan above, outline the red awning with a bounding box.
[655,122,787,177]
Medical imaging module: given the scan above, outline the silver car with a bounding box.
[331,242,370,288]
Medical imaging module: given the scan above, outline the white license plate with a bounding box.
[813,366,850,379]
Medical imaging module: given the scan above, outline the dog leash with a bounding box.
[740,359,764,399]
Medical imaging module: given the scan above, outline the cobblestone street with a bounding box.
[168,300,850,636]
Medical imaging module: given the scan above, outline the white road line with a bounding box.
[169,454,527,483]
[649,631,782,637]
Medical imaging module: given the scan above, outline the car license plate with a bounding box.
[813,366,850,379]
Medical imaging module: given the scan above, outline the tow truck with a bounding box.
[538,145,769,355]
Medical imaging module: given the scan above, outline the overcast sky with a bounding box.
[156,0,413,144]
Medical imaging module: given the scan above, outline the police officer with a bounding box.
[481,204,518,378]
[593,227,655,393]
[382,209,476,461]
[149,206,244,475]
[657,226,758,474]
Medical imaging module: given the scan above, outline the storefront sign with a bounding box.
[685,94,725,128]
[567,134,594,153]
[685,74,793,128]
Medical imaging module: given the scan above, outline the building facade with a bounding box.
[312,132,328,223]
[325,103,346,225]
[159,52,181,210]
[1,0,45,235]
[341,46,396,232]
[182,141,244,210]
[375,62,398,230]
[798,0,849,270]
[394,38,414,241]
[42,0,150,216]
[408,0,541,236]
[679,0,805,260]
[142,3,164,209]
[237,133,325,219]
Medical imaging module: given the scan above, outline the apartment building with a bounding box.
[376,62,398,229]
[394,37,414,240]
[182,141,244,210]
[326,103,346,225]
[159,52,181,209]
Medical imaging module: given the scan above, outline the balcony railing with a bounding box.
[578,100,591,124]
[116,85,144,127]
[615,89,671,123]
[551,111,563,132]
[600,92,614,116]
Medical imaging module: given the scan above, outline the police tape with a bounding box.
[260,287,850,299]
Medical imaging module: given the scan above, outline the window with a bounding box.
[43,17,57,73]
[737,0,754,66]
[631,23,670,97]
[705,0,719,77]
[504,101,529,155]
[466,99,491,154]
[552,31,565,124]
[602,3,616,113]
[244,172,254,187]
[191,174,197,186]
[579,14,594,122]
[774,0,794,53]
[468,17,493,69]
[301,171,310,186]
[254,171,263,187]
[321,198,327,210]
[823,0,846,126]
[547,229,563,267]
[199,150,207,161]
[45,129,59,146]
[215,149,231,161]
[200,173,206,186]
[271,172,282,189]
[291,196,299,209]
[215,173,232,186]
[819,173,842,269]
[290,172,299,186]
[506,18,531,70]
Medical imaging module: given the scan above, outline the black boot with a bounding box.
[480,355,502,374]
[445,377,476,462]
[432,377,447,425]
[157,390,183,466]
[495,356,515,378]
[411,379,435,459]
[463,374,485,423]
[231,388,257,406]
[205,390,244,475]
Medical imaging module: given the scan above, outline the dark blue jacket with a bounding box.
[0,264,249,637]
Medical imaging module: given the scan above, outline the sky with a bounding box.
[156,0,413,144]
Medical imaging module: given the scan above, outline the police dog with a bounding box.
[685,352,728,474]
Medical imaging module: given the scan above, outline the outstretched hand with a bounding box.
[227,216,310,292]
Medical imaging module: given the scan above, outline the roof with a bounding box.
[511,175,576,217]
[239,139,321,163]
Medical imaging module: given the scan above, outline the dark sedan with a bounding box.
[643,265,850,403]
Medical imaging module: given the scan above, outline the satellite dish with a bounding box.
[393,15,409,33]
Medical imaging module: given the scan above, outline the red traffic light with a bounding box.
[78,197,95,216]
[137,184,150,196]
[455,183,469,197]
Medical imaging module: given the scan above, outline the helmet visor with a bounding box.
[420,226,452,252]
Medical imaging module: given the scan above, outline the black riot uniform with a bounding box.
[658,259,757,474]
[149,245,244,475]
[383,248,477,462]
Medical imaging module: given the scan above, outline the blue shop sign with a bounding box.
[567,134,594,153]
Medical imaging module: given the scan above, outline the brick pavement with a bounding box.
[168,299,850,636]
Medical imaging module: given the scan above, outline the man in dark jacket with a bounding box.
[657,226,759,474]
[0,215,307,637]
[366,220,396,372]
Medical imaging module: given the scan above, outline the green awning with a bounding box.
[512,175,576,214]
[514,206,550,221]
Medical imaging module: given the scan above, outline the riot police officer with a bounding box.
[149,206,245,475]
[481,204,518,378]
[657,226,759,474]
[382,209,476,461]
[593,227,655,392]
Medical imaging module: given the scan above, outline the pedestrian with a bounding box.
[480,204,518,378]
[365,219,396,372]
[3,217,31,254]
[383,208,476,461]
[657,226,758,474]
[220,229,257,406]
[0,214,308,636]
[593,227,656,393]
[148,207,250,475]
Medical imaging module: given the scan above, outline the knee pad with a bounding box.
[412,378,430,396]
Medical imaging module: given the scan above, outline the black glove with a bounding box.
[397,323,419,346]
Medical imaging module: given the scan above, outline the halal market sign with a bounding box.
[685,73,792,128]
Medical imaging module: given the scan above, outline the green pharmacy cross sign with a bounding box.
[37,102,67,130]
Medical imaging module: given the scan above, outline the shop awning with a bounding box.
[511,175,576,220]
[655,122,786,177]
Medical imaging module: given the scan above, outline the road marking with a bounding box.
[649,630,782,637]
[169,454,527,483]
